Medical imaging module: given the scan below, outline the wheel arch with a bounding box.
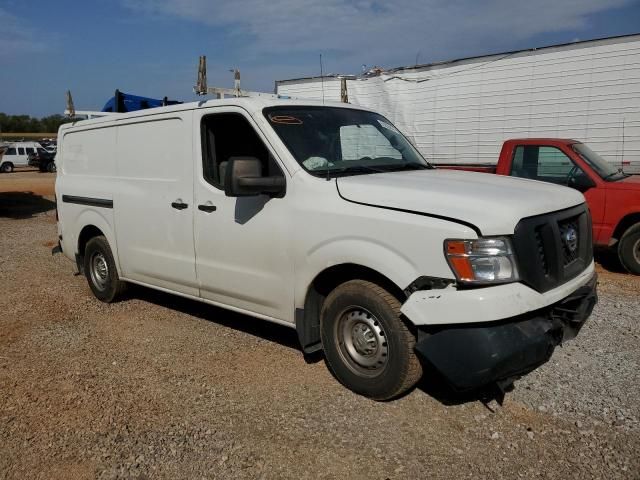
[296,263,407,354]
[612,212,640,244]
[73,211,120,275]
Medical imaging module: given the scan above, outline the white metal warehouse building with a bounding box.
[276,34,640,173]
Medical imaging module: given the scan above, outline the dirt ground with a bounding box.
[1,171,639,479]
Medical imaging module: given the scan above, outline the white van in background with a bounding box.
[54,98,597,400]
[0,142,45,172]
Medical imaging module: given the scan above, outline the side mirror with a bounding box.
[224,157,286,198]
[568,173,596,193]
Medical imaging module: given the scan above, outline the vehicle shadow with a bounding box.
[0,192,56,219]
[414,362,508,406]
[127,284,302,354]
[125,285,504,405]
[594,249,627,274]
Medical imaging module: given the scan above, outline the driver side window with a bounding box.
[201,113,283,189]
[510,145,583,186]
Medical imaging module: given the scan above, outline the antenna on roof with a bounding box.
[65,90,76,118]
[319,54,325,105]
[194,55,207,95]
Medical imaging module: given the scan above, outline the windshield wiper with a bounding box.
[326,162,432,178]
[602,170,629,181]
[329,165,388,176]
[382,162,432,171]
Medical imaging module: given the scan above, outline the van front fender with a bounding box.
[295,237,419,309]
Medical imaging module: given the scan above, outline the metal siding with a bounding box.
[277,37,640,173]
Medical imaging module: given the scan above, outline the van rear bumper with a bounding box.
[413,274,597,391]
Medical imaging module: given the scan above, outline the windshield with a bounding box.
[263,106,431,177]
[572,143,626,181]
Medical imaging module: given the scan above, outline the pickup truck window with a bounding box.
[510,145,586,186]
[264,106,430,177]
[201,113,283,188]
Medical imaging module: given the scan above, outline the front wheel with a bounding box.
[84,236,127,302]
[618,223,640,275]
[320,280,422,400]
[1,163,13,173]
[46,162,56,173]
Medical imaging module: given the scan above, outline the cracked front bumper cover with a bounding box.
[414,274,597,391]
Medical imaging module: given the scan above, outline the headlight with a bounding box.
[444,237,519,284]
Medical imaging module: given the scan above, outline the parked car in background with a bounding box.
[28,148,56,172]
[1,142,57,173]
[0,142,41,172]
[40,140,57,154]
[438,139,640,274]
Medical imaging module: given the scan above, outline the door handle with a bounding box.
[171,199,189,210]
[198,202,217,213]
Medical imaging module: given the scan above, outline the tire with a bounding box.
[83,236,127,302]
[320,280,422,400]
[46,162,56,173]
[618,223,640,275]
[1,162,13,173]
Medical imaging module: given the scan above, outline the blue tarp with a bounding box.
[101,91,181,113]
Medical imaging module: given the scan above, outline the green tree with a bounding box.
[0,113,72,134]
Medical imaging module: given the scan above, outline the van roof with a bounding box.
[59,97,372,132]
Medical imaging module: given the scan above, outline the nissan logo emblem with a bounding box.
[564,228,578,252]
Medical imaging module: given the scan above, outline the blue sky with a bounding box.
[1,0,639,117]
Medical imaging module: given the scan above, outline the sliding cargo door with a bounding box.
[114,113,198,295]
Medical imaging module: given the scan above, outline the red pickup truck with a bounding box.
[439,139,640,274]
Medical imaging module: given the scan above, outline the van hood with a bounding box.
[336,169,585,235]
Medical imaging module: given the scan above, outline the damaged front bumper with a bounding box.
[413,274,597,391]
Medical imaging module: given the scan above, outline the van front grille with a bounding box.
[512,204,592,293]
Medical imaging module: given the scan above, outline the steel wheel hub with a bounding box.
[634,238,640,265]
[336,307,388,376]
[90,253,109,291]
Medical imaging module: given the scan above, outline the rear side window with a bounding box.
[18,148,25,155]
[200,113,282,188]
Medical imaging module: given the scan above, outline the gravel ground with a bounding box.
[1,171,639,479]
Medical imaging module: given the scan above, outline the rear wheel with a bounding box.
[618,223,640,275]
[46,161,56,173]
[320,280,422,400]
[1,162,13,173]
[84,236,127,302]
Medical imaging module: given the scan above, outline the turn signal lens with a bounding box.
[444,237,519,284]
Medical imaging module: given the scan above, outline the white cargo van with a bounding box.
[0,141,45,172]
[55,99,597,400]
